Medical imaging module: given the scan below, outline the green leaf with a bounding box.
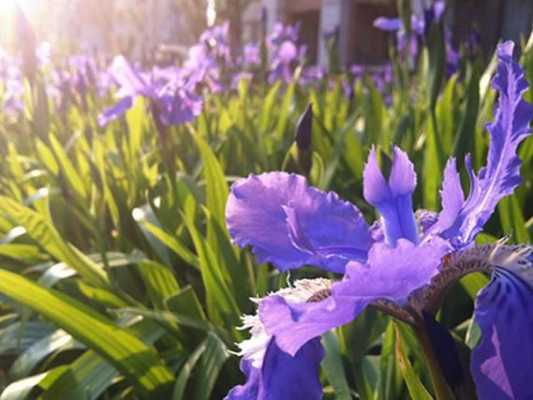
[498,194,530,243]
[194,134,228,228]
[0,270,174,398]
[115,307,212,334]
[48,133,87,200]
[0,197,109,288]
[453,66,480,165]
[37,319,165,400]
[183,212,240,330]
[259,82,281,131]
[137,260,180,309]
[0,243,47,263]
[275,82,296,140]
[322,332,351,400]
[141,222,198,268]
[35,139,59,175]
[377,322,402,399]
[10,330,81,379]
[0,321,54,355]
[394,326,433,400]
[459,273,489,299]
[190,332,229,400]
[167,286,207,322]
[172,338,210,400]
[0,369,68,400]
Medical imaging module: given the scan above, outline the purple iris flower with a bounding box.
[267,23,307,83]
[349,64,392,99]
[268,23,299,46]
[97,55,202,127]
[242,43,261,67]
[299,65,326,87]
[445,30,461,76]
[2,66,24,119]
[200,22,232,64]
[182,44,224,93]
[375,1,464,78]
[374,0,444,61]
[231,72,254,90]
[224,42,533,399]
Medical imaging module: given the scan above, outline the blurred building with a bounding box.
[244,0,533,67]
[449,0,533,58]
[244,0,396,66]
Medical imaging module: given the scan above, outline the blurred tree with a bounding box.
[176,0,209,41]
[214,0,255,55]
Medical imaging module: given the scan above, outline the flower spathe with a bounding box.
[225,41,533,399]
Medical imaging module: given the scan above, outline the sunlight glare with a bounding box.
[0,0,39,17]
[207,0,216,27]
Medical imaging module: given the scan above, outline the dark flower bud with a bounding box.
[295,103,313,151]
[422,312,464,390]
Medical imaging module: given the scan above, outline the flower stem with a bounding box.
[413,318,454,400]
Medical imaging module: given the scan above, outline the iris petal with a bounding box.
[373,17,402,32]
[262,338,323,400]
[471,266,533,399]
[226,359,260,399]
[260,292,363,356]
[260,238,450,356]
[432,42,533,247]
[97,96,133,127]
[363,147,419,246]
[109,55,148,97]
[226,172,372,273]
[336,238,450,303]
[226,338,324,400]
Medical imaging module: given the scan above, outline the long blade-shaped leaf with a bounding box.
[0,197,109,287]
[0,270,174,398]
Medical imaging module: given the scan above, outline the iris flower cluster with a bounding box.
[224,42,533,399]
[97,55,202,127]
[267,23,307,84]
[374,0,460,75]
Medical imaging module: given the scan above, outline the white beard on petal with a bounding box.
[236,278,332,369]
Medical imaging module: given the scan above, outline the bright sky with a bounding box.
[0,0,39,16]
[0,0,49,48]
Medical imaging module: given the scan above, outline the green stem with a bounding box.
[414,318,454,400]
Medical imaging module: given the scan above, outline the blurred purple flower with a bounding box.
[224,42,533,399]
[350,64,365,79]
[3,77,25,119]
[373,17,402,32]
[200,22,232,64]
[182,44,224,93]
[268,22,299,46]
[2,66,24,119]
[242,43,261,66]
[231,71,254,90]
[374,1,445,62]
[267,23,307,84]
[200,21,231,65]
[98,55,202,127]
[299,65,325,87]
